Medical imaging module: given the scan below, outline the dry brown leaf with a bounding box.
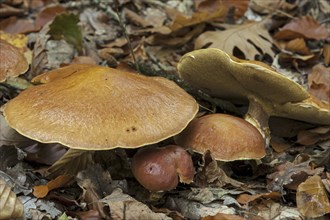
[0,16,36,34]
[101,188,171,220]
[202,213,244,220]
[35,5,66,30]
[76,164,113,219]
[274,16,329,40]
[195,0,248,19]
[236,192,281,205]
[195,151,243,188]
[0,39,29,82]
[323,44,330,65]
[270,137,291,153]
[297,127,330,146]
[168,4,227,31]
[195,21,275,60]
[285,38,311,55]
[0,178,24,219]
[267,160,323,192]
[297,175,330,218]
[308,64,330,103]
[0,3,25,17]
[33,175,73,198]
[46,149,94,178]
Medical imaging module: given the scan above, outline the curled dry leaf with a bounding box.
[285,38,311,55]
[296,175,330,218]
[168,4,227,31]
[195,0,248,20]
[0,39,29,82]
[195,21,275,60]
[0,178,24,219]
[236,192,281,205]
[296,127,330,146]
[0,16,36,34]
[274,16,329,40]
[308,64,330,103]
[323,44,330,65]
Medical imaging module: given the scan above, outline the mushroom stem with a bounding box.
[244,96,272,147]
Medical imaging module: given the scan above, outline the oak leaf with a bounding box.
[194,21,275,60]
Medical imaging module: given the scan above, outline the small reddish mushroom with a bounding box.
[131,145,195,192]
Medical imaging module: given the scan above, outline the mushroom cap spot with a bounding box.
[131,145,195,192]
[178,48,330,125]
[175,114,266,161]
[4,64,198,150]
[0,40,29,82]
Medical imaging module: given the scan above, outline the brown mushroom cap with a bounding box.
[3,64,198,150]
[175,114,266,161]
[177,48,330,125]
[0,39,29,82]
[131,145,195,191]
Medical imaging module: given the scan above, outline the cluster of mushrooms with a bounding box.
[3,48,330,192]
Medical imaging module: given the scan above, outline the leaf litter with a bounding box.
[0,0,329,219]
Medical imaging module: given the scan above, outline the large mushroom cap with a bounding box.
[0,39,29,82]
[175,114,266,161]
[177,48,330,125]
[3,64,198,150]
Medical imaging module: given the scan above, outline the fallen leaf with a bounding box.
[48,13,83,52]
[274,16,329,40]
[33,175,73,198]
[308,64,330,103]
[0,178,24,219]
[267,160,323,192]
[46,149,94,178]
[297,127,330,146]
[0,16,36,34]
[285,38,311,55]
[0,3,25,17]
[0,39,29,82]
[236,192,281,205]
[195,0,249,20]
[35,5,66,30]
[195,21,275,60]
[202,213,244,220]
[296,175,330,218]
[323,44,330,65]
[168,4,227,31]
[195,151,243,188]
[76,164,113,219]
[101,188,171,220]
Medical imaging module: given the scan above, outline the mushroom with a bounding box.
[175,114,266,161]
[0,39,29,82]
[3,64,198,150]
[177,48,330,145]
[131,145,195,192]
